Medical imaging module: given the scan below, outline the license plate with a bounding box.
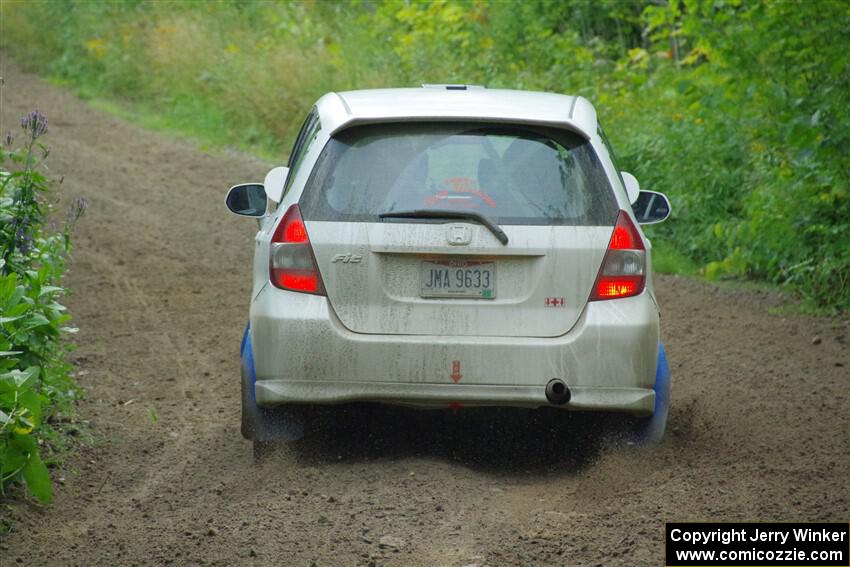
[420,260,495,299]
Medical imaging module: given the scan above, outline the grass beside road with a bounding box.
[82,92,282,162]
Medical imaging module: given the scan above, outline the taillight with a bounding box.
[590,210,646,301]
[269,204,326,295]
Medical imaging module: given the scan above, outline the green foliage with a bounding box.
[1,0,847,311]
[1,111,84,504]
[648,238,699,277]
[613,0,850,311]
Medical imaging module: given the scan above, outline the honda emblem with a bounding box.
[447,224,472,246]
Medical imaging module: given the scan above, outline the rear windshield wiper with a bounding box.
[379,209,509,245]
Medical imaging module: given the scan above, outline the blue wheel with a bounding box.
[631,342,671,447]
[240,324,305,455]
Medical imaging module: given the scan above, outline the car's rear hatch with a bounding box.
[307,222,611,337]
[299,122,619,338]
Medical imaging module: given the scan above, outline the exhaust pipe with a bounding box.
[545,379,571,405]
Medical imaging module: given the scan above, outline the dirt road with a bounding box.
[1,57,848,567]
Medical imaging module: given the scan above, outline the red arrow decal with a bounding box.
[450,360,462,383]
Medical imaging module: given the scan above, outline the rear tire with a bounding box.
[240,323,306,450]
[630,342,671,447]
[604,342,670,448]
[241,366,306,442]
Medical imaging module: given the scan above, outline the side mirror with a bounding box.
[225,183,268,217]
[263,166,290,203]
[632,190,671,224]
[621,171,640,204]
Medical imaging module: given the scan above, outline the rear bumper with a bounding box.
[249,286,660,415]
[256,380,653,413]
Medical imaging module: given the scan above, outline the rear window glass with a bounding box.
[299,122,618,226]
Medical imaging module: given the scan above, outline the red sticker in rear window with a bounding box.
[545,297,566,307]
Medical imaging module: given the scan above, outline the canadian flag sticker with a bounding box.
[545,297,566,307]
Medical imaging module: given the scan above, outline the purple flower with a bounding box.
[21,110,48,140]
[66,195,88,226]
[74,196,89,219]
[13,221,34,255]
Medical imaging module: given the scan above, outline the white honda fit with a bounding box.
[225,85,672,455]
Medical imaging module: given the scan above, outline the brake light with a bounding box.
[590,210,646,301]
[283,217,308,243]
[269,204,326,295]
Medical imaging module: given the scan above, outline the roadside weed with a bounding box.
[1,110,85,504]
